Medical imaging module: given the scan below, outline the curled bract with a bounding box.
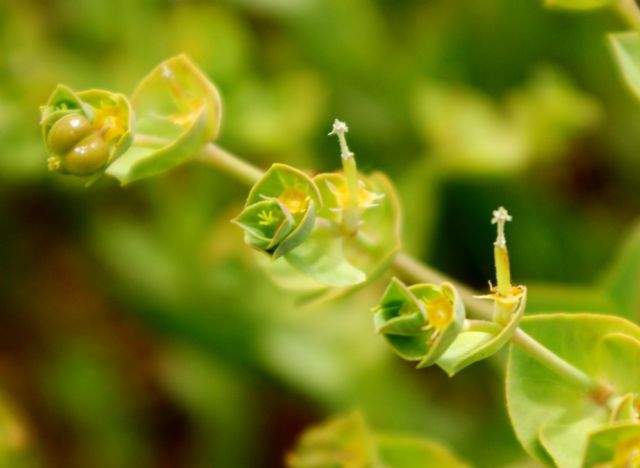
[437,285,526,376]
[372,278,465,368]
[233,163,321,259]
[40,85,133,177]
[106,54,222,184]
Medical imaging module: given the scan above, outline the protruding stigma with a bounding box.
[328,119,354,160]
[491,206,512,248]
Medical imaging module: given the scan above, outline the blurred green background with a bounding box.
[1,0,639,466]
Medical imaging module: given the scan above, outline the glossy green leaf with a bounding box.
[597,332,640,395]
[543,0,615,10]
[539,410,605,468]
[610,32,640,101]
[436,287,526,376]
[371,278,465,366]
[583,423,640,466]
[507,314,640,467]
[106,54,222,184]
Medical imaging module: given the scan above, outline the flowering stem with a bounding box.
[196,142,263,186]
[189,137,607,397]
[392,253,601,394]
[134,134,263,186]
[329,119,362,236]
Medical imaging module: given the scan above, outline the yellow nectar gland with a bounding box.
[330,181,381,210]
[278,188,310,214]
[424,296,453,330]
[93,101,127,143]
[257,210,278,226]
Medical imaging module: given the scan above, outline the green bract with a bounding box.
[372,278,465,368]
[106,54,222,184]
[507,314,640,468]
[233,163,320,259]
[256,170,401,292]
[289,171,400,289]
[40,85,133,177]
[437,286,527,376]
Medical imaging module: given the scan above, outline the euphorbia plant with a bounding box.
[39,5,640,461]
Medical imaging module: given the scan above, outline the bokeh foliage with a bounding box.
[1,0,639,466]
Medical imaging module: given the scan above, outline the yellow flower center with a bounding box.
[93,101,126,143]
[279,188,309,214]
[332,183,380,209]
[424,296,453,330]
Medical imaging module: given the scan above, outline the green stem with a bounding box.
[192,140,606,395]
[196,142,263,186]
[133,135,263,186]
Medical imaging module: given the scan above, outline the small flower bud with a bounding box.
[60,133,110,176]
[47,114,94,155]
[40,85,133,177]
[372,278,465,368]
[234,163,322,259]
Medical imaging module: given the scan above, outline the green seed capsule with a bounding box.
[47,114,94,155]
[61,133,109,176]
